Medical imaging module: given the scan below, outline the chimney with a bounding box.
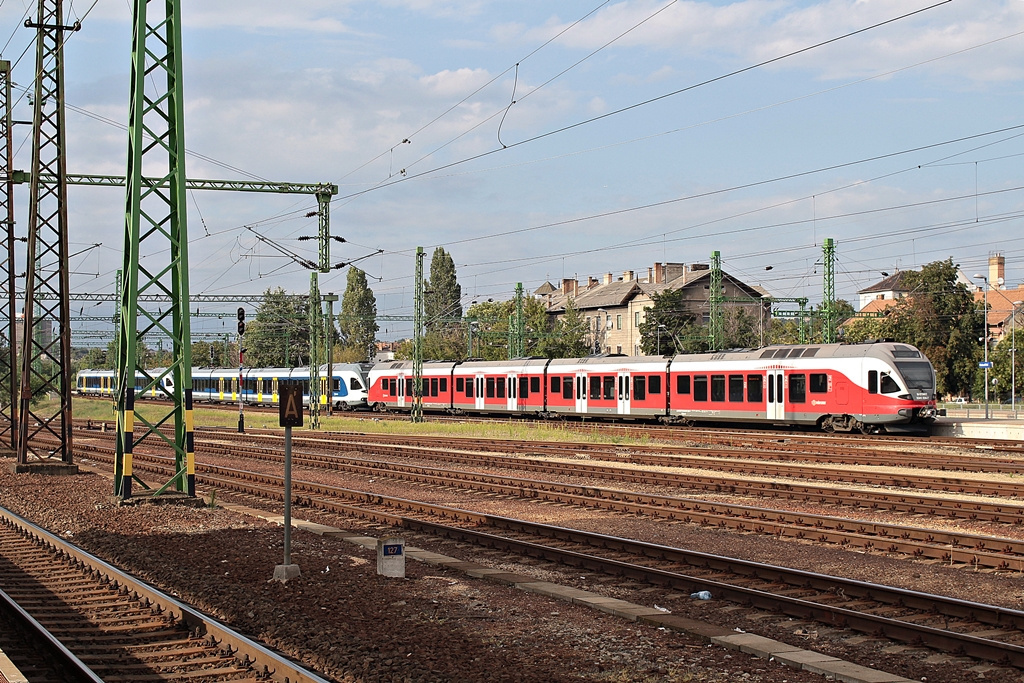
[588,276,598,288]
[623,270,634,282]
[654,262,664,284]
[561,278,577,297]
[989,253,1005,290]
[647,267,653,283]
[665,263,685,281]
[604,272,613,285]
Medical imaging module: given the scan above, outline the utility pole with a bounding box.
[708,251,724,351]
[412,247,424,423]
[509,282,524,359]
[1,60,17,450]
[114,0,194,499]
[322,293,338,415]
[308,274,321,430]
[18,0,78,468]
[821,238,836,344]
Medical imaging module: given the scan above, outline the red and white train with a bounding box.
[367,341,939,434]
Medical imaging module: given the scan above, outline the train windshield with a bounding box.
[895,362,933,391]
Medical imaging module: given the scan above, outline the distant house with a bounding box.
[857,271,913,313]
[540,262,768,355]
[973,254,1024,343]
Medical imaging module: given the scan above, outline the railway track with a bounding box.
[0,504,331,683]
[60,434,1024,669]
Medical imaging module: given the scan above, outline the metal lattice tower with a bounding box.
[18,2,78,465]
[508,282,524,359]
[411,247,424,423]
[821,238,836,344]
[307,273,321,430]
[114,0,194,498]
[707,250,724,351]
[1,60,18,450]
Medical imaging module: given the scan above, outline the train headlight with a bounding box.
[897,393,911,400]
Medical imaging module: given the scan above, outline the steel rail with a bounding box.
[0,505,332,683]
[67,439,1024,668]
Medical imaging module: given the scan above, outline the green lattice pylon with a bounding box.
[308,273,322,430]
[411,247,424,423]
[114,0,195,499]
[821,238,836,344]
[707,251,724,351]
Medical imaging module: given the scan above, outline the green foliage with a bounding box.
[841,259,978,397]
[637,289,703,355]
[338,267,379,361]
[425,248,462,332]
[991,329,1022,402]
[244,287,310,368]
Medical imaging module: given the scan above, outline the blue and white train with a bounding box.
[75,364,370,411]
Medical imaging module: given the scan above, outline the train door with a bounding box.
[767,370,785,420]
[575,370,588,415]
[475,373,486,411]
[507,372,518,411]
[617,370,630,415]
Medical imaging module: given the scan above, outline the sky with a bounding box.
[3,0,1024,343]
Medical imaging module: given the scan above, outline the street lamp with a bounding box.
[1013,300,1023,418]
[973,274,990,419]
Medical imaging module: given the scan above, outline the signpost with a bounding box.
[274,382,303,582]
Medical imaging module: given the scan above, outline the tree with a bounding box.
[424,248,462,332]
[338,267,379,361]
[244,287,310,368]
[544,297,590,358]
[637,288,703,355]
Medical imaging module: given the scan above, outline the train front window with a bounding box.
[894,362,933,391]
[879,372,901,394]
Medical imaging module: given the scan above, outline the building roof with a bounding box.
[533,281,557,296]
[975,285,1024,336]
[857,297,901,316]
[858,270,914,295]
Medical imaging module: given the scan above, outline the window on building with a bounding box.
[616,314,622,330]
[635,311,641,326]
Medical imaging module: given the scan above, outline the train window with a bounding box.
[351,377,364,390]
[676,375,691,394]
[429,378,438,397]
[497,378,506,399]
[728,375,744,402]
[747,375,763,403]
[551,376,561,393]
[440,378,448,393]
[634,376,646,400]
[868,370,878,394]
[801,348,819,357]
[649,375,662,394]
[385,378,394,395]
[590,376,601,400]
[693,375,708,401]
[711,375,725,402]
[809,373,828,393]
[603,376,615,400]
[519,376,529,397]
[562,378,573,400]
[486,378,495,398]
[456,377,465,392]
[891,345,920,358]
[466,380,474,398]
[531,377,540,393]
[405,378,413,397]
[880,373,900,394]
[789,374,806,403]
[759,349,777,358]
